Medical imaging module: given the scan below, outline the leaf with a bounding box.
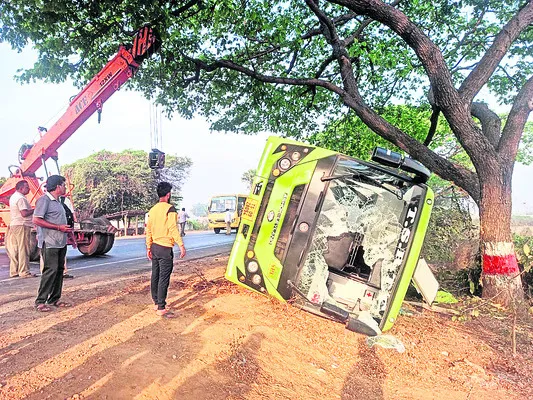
[469,281,475,295]
[524,243,530,256]
[434,290,458,304]
[471,309,480,318]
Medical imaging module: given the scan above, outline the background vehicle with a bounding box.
[226,136,434,334]
[0,26,160,257]
[207,194,247,234]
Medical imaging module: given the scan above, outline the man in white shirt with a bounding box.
[224,208,233,235]
[178,207,190,237]
[7,180,35,278]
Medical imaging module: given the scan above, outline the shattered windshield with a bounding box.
[296,158,418,319]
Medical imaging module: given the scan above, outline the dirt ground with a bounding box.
[1,255,533,400]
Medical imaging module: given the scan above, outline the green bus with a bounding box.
[226,136,434,335]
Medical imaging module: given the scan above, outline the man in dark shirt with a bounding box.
[33,175,73,312]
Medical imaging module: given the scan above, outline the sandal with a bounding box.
[20,273,38,278]
[156,309,176,318]
[63,274,75,279]
[35,304,52,312]
[51,301,72,308]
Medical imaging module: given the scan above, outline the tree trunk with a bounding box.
[479,169,523,306]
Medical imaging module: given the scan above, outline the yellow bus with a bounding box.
[208,194,248,234]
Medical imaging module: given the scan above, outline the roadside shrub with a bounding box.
[188,219,208,231]
[421,189,478,267]
[514,234,533,298]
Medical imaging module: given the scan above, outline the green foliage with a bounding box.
[421,187,477,264]
[434,290,458,304]
[0,177,6,187]
[240,169,255,191]
[191,203,208,217]
[514,234,533,297]
[514,234,533,273]
[188,218,208,231]
[2,1,530,136]
[516,122,533,165]
[62,149,191,219]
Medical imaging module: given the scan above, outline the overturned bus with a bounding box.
[226,136,435,335]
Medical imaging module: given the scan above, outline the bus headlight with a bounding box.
[278,158,291,171]
[291,151,301,161]
[251,274,262,285]
[247,260,259,273]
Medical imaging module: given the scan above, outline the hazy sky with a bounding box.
[1,43,531,215]
[0,43,270,213]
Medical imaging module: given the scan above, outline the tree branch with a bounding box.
[182,54,345,96]
[338,83,480,201]
[499,75,533,162]
[459,2,533,103]
[424,105,440,146]
[329,0,497,186]
[169,0,203,17]
[470,102,501,148]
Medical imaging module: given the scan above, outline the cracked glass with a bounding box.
[295,157,418,321]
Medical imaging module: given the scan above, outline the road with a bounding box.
[0,231,235,299]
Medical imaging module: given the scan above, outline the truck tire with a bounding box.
[101,233,115,254]
[78,232,106,256]
[214,228,221,234]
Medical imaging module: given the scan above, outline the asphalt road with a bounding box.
[0,231,235,298]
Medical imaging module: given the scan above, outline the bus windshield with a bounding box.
[209,196,237,212]
[295,157,419,317]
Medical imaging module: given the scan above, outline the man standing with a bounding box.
[33,175,73,312]
[7,180,35,278]
[178,207,190,237]
[225,208,233,235]
[146,182,186,318]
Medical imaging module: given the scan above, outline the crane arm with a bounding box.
[0,26,160,203]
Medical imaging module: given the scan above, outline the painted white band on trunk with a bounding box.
[484,241,514,256]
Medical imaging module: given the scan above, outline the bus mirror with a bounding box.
[149,149,165,169]
[372,147,430,183]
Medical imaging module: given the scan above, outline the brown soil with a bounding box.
[1,255,532,400]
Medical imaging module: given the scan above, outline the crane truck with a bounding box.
[0,26,160,259]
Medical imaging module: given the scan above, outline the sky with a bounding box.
[0,43,270,214]
[0,42,532,215]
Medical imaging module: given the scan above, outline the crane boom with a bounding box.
[0,26,160,202]
[0,26,160,255]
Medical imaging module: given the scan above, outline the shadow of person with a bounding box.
[341,337,386,400]
[173,332,265,399]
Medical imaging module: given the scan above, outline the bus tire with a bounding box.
[214,228,221,234]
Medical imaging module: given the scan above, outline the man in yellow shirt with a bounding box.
[146,182,186,318]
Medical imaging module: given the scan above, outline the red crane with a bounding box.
[0,26,160,257]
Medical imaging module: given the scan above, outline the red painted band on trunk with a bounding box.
[483,253,519,275]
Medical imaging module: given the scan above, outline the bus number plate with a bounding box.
[242,198,258,221]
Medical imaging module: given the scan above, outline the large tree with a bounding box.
[63,150,192,219]
[1,0,532,304]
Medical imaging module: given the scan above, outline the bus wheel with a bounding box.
[214,228,221,234]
